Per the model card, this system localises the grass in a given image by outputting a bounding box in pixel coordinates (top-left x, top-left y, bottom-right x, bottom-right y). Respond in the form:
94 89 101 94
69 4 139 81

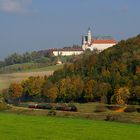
13 102 140 124
0 112 140 140
0 63 64 73
23 64 64 72
0 64 63 91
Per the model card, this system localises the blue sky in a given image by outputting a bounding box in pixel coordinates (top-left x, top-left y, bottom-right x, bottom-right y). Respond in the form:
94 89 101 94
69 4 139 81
0 0 140 59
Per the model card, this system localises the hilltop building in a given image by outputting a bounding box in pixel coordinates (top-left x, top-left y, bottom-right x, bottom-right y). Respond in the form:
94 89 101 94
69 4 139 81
82 28 117 51
51 28 117 56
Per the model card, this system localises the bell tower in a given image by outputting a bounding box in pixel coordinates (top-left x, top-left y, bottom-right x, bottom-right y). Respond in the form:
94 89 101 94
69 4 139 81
82 36 86 50
88 27 92 45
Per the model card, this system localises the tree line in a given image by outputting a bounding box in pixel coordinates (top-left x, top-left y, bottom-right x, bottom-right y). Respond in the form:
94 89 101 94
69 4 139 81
0 45 81 67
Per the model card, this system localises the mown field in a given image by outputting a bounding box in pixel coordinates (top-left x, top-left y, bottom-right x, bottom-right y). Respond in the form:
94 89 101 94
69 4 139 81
0 64 63 91
0 112 139 140
0 63 64 73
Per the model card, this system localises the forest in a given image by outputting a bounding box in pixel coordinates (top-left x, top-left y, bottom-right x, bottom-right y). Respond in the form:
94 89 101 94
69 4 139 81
3 35 140 105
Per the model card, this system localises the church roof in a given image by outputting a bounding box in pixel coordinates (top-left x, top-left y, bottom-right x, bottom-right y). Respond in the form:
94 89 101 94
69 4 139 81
92 39 117 44
91 35 117 44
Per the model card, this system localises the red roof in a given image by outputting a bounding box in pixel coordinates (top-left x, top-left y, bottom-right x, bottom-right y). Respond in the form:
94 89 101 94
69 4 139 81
92 39 117 44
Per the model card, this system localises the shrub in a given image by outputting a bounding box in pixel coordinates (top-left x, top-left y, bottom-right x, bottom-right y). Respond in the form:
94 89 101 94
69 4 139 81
67 103 77 112
44 104 53 109
105 114 119 121
0 103 10 110
137 108 140 113
48 109 56 116
55 103 78 112
124 106 137 113
94 104 107 112
106 105 121 111
55 103 66 111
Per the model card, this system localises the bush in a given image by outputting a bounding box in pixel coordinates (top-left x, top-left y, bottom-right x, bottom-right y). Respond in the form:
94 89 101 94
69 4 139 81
67 103 77 112
94 104 107 112
137 108 140 113
0 103 10 110
55 103 78 112
105 114 119 121
55 103 66 111
124 106 137 113
106 105 121 111
48 109 56 116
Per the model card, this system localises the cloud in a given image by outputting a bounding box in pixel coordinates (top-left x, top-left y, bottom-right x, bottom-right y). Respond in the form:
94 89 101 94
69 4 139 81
0 0 37 14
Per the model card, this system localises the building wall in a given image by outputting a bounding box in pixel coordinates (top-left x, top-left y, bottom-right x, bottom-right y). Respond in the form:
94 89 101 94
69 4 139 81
53 50 83 56
93 43 116 51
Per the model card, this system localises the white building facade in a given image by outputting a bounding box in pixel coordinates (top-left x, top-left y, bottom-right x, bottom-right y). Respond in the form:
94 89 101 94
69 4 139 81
52 48 83 56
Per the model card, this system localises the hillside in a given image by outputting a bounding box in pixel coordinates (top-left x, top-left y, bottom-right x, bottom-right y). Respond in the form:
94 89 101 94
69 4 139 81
0 63 63 73
48 35 140 104
0 65 63 92
3 35 140 105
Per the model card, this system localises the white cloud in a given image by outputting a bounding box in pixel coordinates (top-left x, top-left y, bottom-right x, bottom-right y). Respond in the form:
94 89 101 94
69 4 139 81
0 0 36 14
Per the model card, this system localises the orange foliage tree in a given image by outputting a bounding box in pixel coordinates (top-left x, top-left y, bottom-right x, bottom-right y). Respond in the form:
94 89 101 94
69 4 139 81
8 83 23 99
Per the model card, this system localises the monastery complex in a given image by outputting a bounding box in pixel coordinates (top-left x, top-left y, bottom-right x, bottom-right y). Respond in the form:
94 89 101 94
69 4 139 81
52 28 117 56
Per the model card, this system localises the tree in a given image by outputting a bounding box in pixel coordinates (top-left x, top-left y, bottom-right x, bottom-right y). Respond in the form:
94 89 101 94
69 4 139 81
7 83 23 104
57 78 68 101
134 86 140 100
97 82 112 103
8 83 23 99
111 87 130 105
84 79 96 102
42 81 58 102
46 86 58 102
22 76 45 99
70 75 84 101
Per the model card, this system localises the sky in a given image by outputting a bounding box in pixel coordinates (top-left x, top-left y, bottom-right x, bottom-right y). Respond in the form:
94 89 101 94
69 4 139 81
0 0 140 59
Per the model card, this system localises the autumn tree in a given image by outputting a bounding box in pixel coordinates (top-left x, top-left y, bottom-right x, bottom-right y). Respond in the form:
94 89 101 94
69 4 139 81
8 83 23 99
57 78 68 102
84 79 96 102
111 87 130 105
22 76 45 100
46 86 58 102
42 80 58 102
7 83 23 104
134 86 140 101
97 82 112 103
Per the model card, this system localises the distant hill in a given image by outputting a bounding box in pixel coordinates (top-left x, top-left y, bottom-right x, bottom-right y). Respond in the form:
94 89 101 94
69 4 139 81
0 45 81 68
0 45 80 73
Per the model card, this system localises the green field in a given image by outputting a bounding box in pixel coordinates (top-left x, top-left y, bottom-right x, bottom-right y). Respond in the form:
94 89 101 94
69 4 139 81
0 112 139 140
0 63 64 73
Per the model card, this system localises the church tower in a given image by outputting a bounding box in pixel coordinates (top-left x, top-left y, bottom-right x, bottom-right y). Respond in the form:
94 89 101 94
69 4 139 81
82 36 86 50
88 27 92 45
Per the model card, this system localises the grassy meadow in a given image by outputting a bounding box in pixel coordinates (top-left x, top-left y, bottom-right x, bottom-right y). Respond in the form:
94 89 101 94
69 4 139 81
0 64 63 91
0 112 139 140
